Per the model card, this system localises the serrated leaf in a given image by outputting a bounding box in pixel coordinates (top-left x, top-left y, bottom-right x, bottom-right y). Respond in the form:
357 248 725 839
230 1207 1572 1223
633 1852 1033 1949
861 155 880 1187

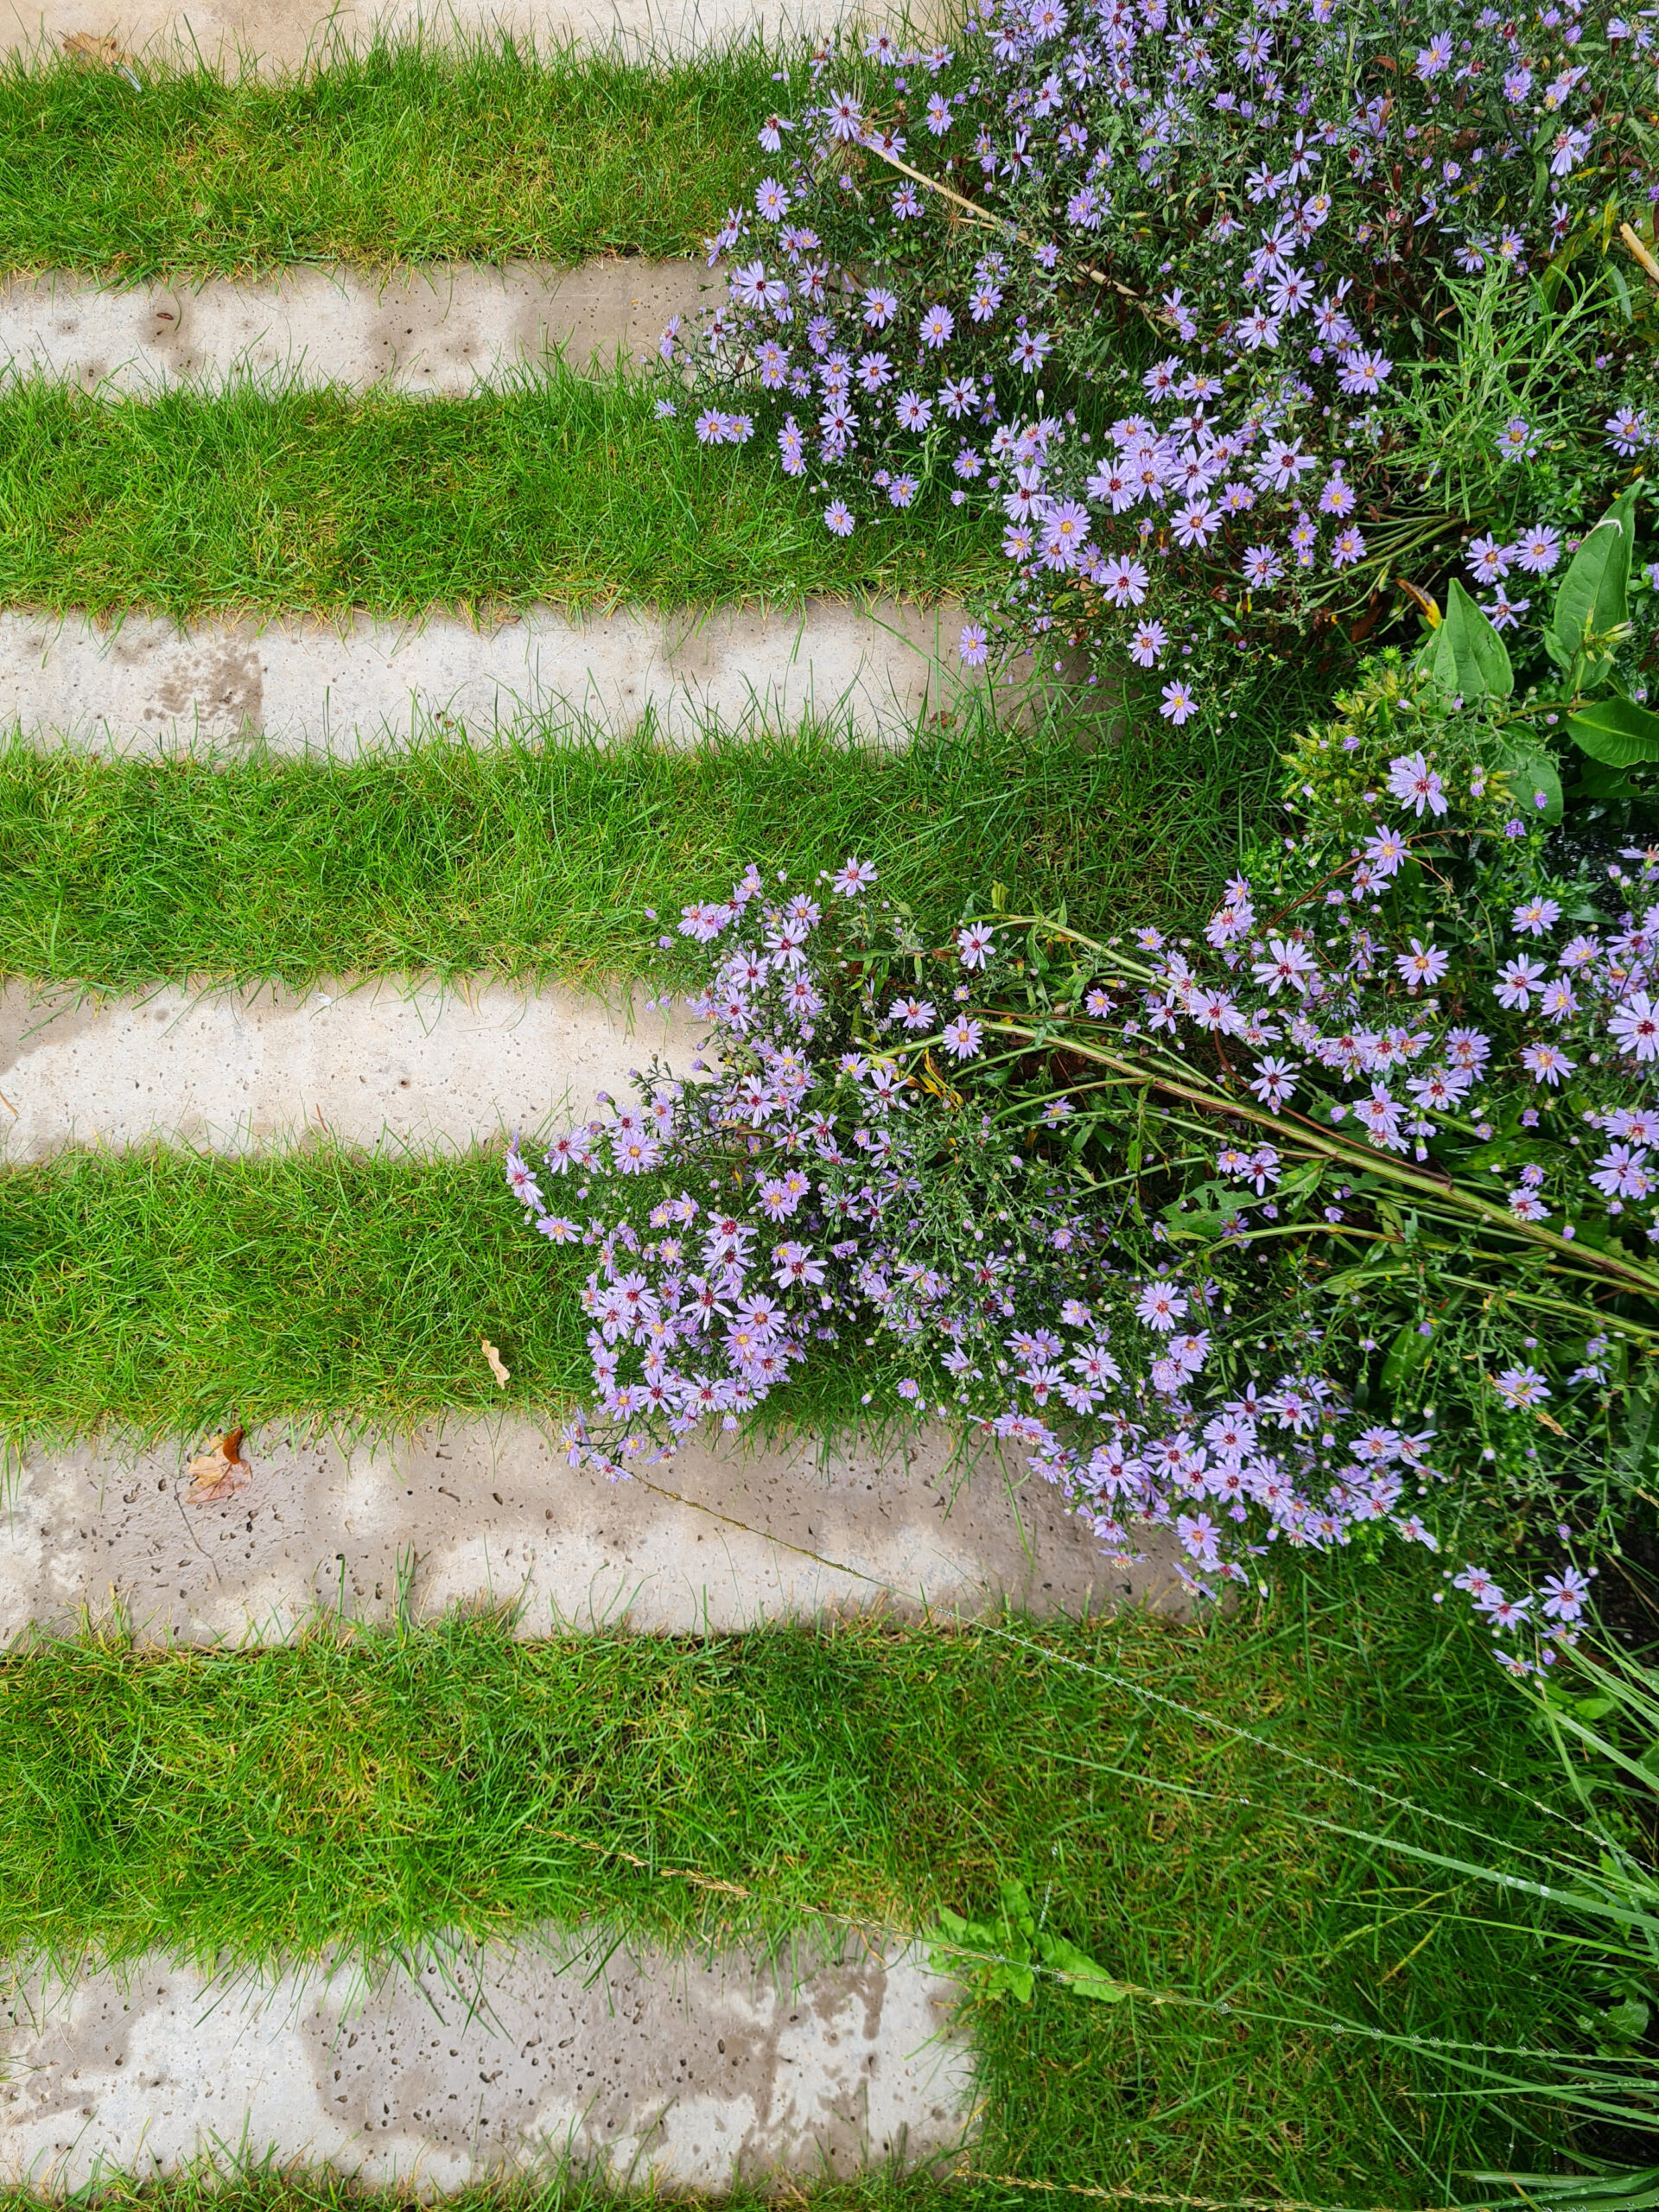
1567 694 1659 767
1554 484 1638 652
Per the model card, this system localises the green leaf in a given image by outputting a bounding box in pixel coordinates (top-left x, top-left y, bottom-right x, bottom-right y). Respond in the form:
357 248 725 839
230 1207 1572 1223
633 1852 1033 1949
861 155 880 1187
1381 1319 1433 1389
1567 694 1659 767
1541 625 1574 673
1484 735 1564 826
1554 484 1638 653
1037 1933 1130 2002
1416 577 1514 697
999 1878 1037 1936
984 1961 1036 2003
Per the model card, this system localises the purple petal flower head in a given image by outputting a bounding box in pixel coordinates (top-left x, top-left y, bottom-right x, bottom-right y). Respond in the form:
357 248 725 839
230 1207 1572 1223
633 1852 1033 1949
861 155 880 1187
830 857 878 896
1160 677 1198 724
1466 534 1513 583
1387 751 1447 817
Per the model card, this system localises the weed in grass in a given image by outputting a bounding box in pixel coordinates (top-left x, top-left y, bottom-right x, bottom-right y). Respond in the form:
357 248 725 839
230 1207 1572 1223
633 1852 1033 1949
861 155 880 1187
0 368 993 620
0 37 795 279
0 704 1297 992
0 1564 1570 2199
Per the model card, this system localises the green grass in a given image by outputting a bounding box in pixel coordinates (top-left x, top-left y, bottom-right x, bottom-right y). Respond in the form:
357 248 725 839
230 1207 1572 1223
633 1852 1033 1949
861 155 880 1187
0 2179 1022 2212
0 709 1281 991
0 1144 597 1444
0 1564 1570 2201
0 371 994 620
0 39 789 279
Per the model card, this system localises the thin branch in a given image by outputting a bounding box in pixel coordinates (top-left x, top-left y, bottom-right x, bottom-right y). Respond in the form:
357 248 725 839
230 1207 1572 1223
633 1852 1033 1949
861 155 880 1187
855 136 1154 314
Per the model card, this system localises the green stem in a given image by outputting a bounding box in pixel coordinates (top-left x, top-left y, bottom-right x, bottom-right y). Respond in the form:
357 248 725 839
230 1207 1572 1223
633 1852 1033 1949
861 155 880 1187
976 1016 1659 1306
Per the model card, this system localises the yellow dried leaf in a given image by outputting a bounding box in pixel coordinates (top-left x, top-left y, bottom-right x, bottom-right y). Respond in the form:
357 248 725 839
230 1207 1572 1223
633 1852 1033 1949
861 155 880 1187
481 1338 511 1387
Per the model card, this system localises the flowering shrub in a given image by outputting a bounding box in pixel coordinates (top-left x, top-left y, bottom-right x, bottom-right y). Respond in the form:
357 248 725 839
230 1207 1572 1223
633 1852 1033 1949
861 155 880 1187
508 683 1659 1645
663 0 1658 708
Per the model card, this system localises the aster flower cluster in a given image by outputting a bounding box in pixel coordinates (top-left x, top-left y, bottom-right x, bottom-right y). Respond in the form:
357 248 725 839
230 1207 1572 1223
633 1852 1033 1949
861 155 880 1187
664 0 1655 703
508 728 1659 1611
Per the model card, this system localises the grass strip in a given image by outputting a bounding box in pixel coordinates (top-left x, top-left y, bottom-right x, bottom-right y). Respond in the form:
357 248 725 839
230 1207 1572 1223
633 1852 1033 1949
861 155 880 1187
0 710 1286 991
0 1144 597 1444
0 2181 1029 2212
0 1573 1567 2199
0 371 992 620
0 40 791 280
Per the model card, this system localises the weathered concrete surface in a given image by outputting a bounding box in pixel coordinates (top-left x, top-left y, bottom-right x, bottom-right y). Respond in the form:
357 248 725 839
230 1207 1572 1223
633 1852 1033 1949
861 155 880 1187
3 0 863 74
0 1418 1179 1643
0 261 715 397
0 978 700 1160
0 599 972 752
0 1930 973 2192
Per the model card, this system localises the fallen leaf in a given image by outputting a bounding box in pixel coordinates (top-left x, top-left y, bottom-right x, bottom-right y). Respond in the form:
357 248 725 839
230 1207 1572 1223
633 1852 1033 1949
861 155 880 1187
187 1427 251 1502
481 1337 511 1388
61 31 143 85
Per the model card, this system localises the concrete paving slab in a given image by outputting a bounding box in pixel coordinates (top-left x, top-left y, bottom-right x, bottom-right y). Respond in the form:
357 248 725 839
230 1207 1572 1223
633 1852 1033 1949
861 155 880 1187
0 1929 973 2192
0 1417 1180 1643
0 599 971 753
0 261 716 398
3 0 862 74
0 978 701 1160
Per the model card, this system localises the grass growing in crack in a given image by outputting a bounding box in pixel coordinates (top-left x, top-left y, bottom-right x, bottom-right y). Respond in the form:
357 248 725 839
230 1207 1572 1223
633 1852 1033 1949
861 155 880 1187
0 37 794 279
0 1566 1570 2199
0 2178 1031 2212
0 704 1291 991
0 369 994 620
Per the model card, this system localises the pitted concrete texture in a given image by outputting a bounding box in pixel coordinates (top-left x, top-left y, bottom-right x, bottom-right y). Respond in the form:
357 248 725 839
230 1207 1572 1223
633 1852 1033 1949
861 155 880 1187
0 261 715 398
0 1930 973 2192
4 0 862 73
0 978 701 1160
0 1418 1182 1643
0 599 971 753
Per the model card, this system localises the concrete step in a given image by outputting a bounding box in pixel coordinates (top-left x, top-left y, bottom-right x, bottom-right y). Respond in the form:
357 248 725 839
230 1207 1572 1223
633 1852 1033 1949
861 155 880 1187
0 599 969 752
0 1416 1178 1642
0 260 712 398
0 1928 973 2191
0 978 696 1161
4 0 854 74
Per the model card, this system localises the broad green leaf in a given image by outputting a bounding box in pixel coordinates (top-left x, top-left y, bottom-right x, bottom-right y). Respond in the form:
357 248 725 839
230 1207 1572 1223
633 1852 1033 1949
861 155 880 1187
1567 694 1659 767
1038 1933 1130 2002
985 1961 1036 2004
1554 484 1638 652
1416 577 1514 697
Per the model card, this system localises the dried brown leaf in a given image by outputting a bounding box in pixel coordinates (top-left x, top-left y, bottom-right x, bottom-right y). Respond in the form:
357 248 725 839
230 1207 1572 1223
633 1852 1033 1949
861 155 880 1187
61 32 142 84
187 1427 250 1502
481 1338 511 1388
